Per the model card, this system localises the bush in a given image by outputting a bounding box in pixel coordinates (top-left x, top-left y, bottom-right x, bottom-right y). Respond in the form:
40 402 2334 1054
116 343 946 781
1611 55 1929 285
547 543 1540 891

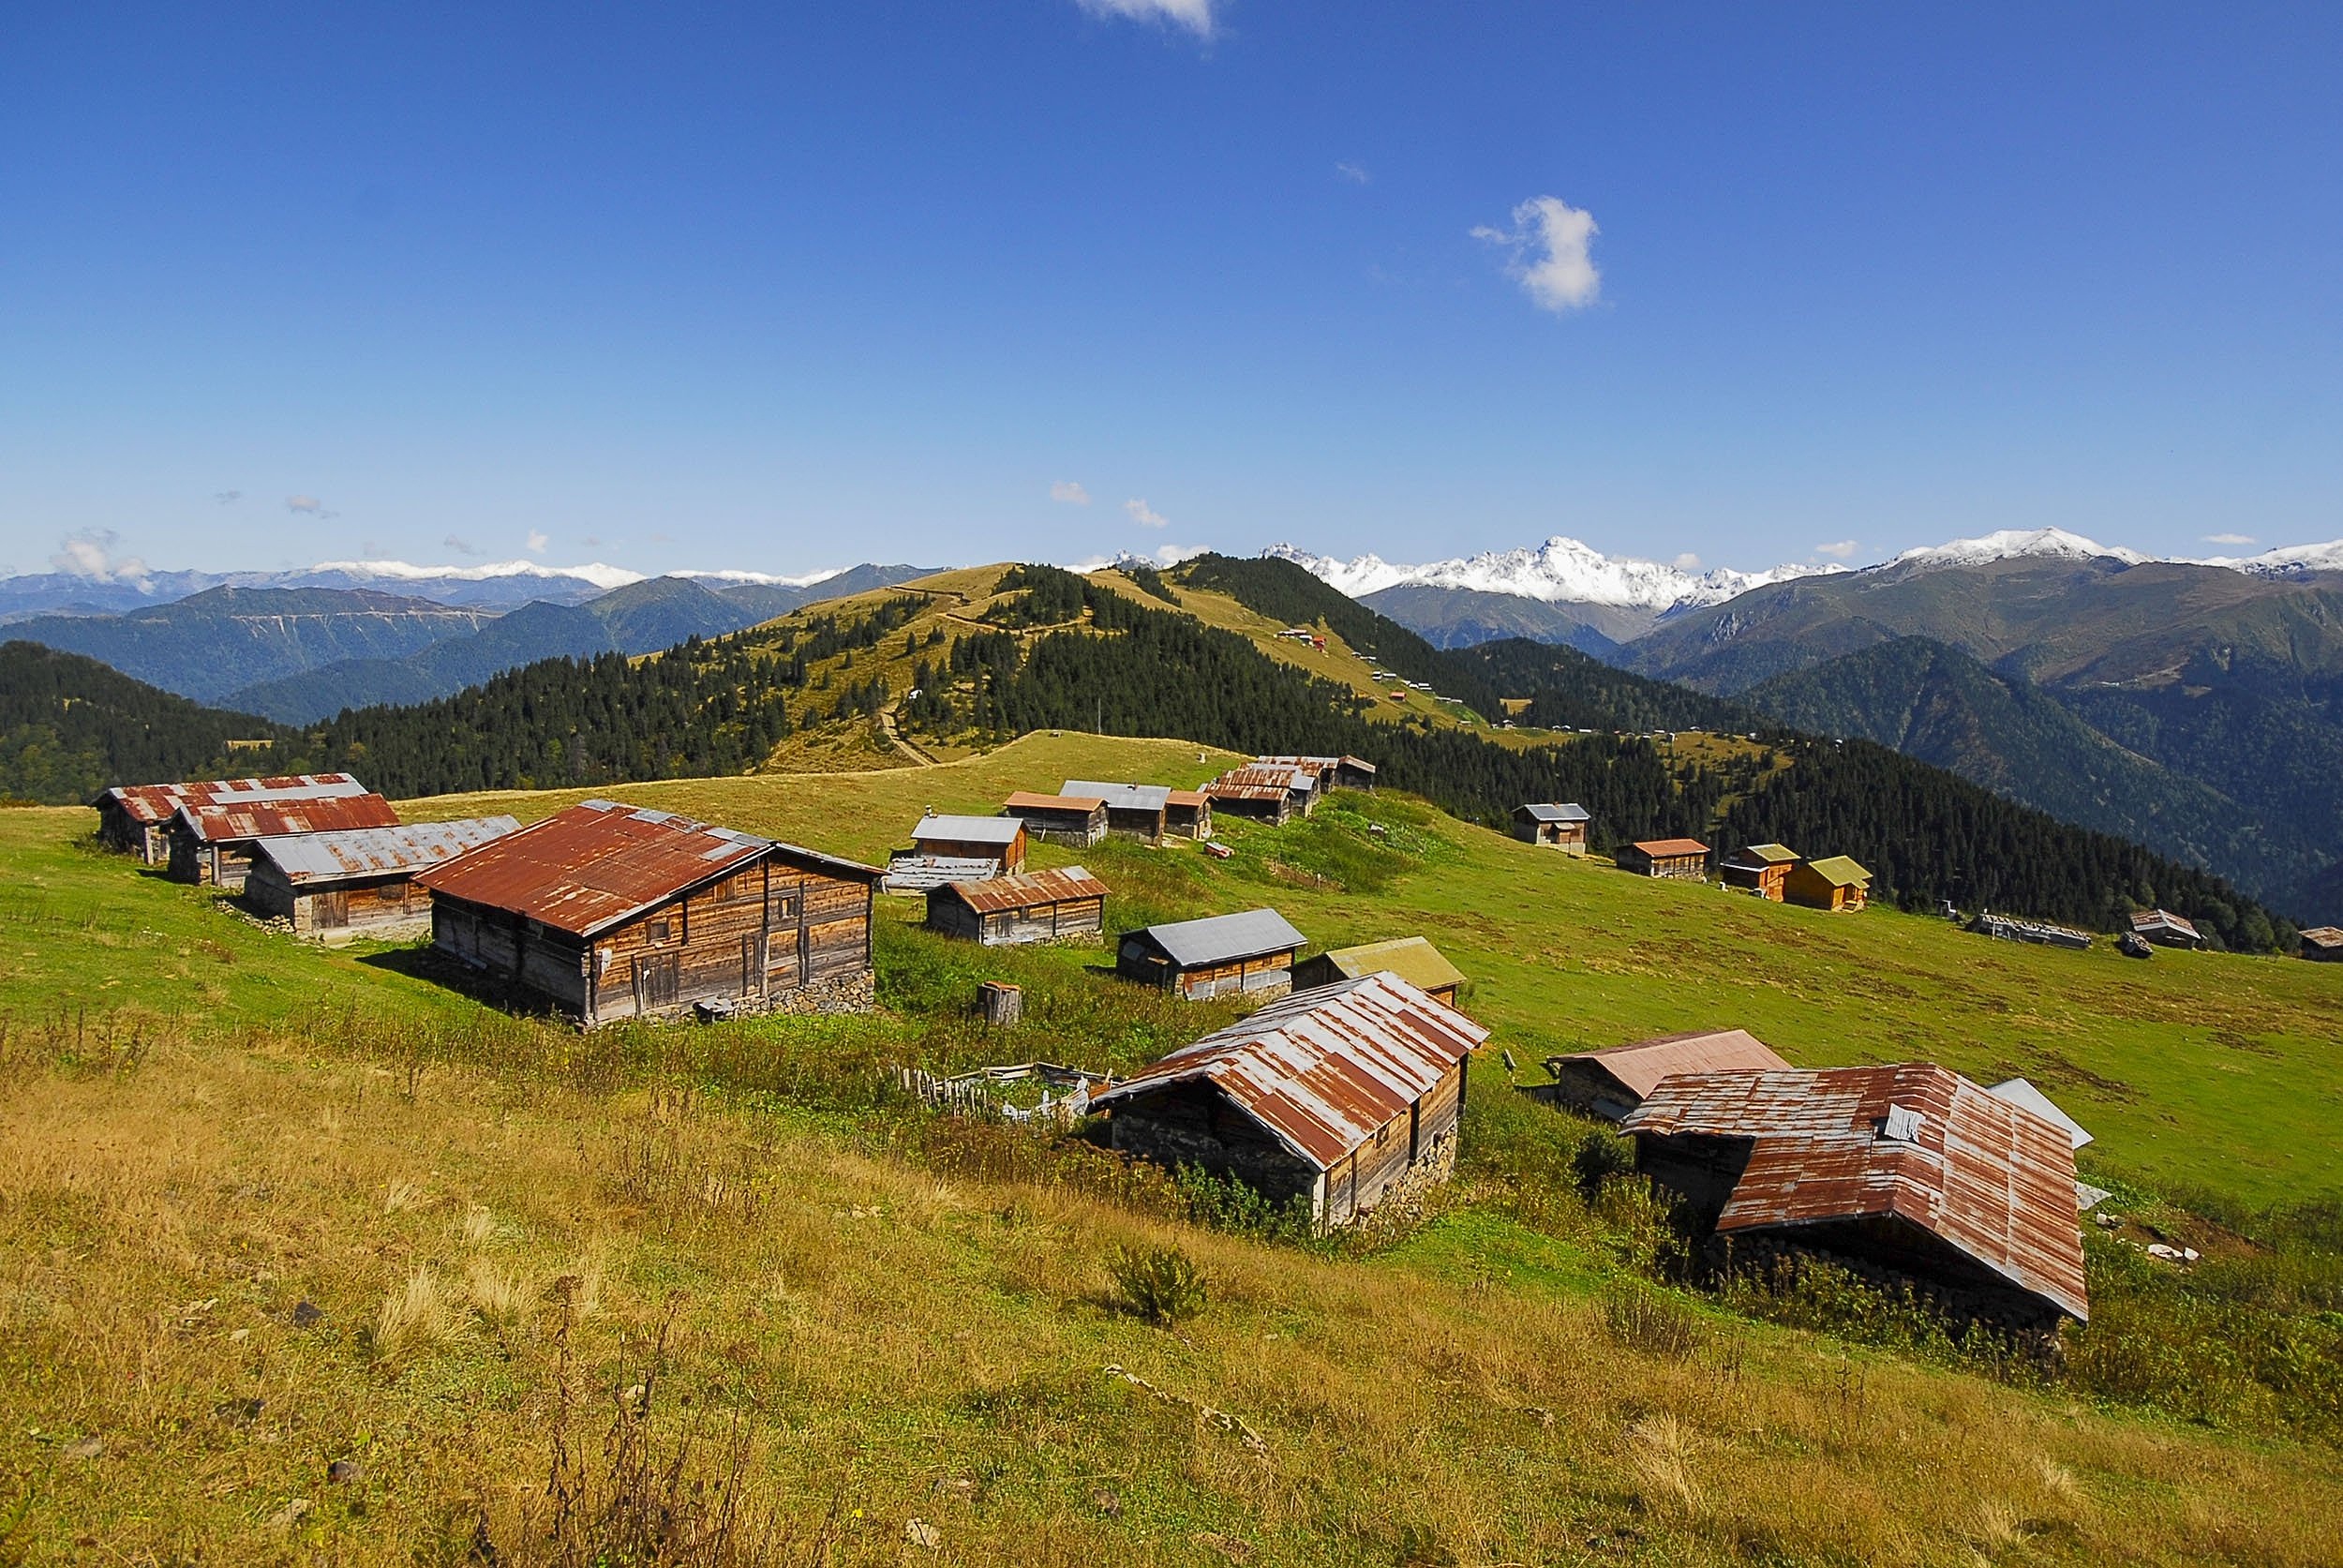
1600 1284 1703 1359
1107 1244 1209 1326
1172 1164 1318 1243
1572 1127 1635 1197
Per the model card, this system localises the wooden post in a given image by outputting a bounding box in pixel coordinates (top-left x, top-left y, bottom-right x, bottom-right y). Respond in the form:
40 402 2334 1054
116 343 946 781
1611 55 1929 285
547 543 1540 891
978 981 1022 1027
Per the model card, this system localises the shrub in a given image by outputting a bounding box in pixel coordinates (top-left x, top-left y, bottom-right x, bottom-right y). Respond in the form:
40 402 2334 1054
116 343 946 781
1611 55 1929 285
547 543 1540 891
1107 1243 1209 1326
1572 1127 1634 1197
1601 1283 1703 1360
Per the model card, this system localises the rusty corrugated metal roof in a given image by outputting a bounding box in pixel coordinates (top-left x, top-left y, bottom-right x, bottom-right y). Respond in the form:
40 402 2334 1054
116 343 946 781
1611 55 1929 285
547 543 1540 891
1630 838 1710 858
2301 925 2343 950
935 865 1110 915
247 816 522 885
1164 788 1209 809
1216 764 1315 793
173 793 401 844
1003 791 1105 813
1093 973 1489 1171
101 773 369 824
1621 1065 2087 1321
1554 1029 1791 1101
2132 907 2201 940
413 799 878 937
1204 779 1290 803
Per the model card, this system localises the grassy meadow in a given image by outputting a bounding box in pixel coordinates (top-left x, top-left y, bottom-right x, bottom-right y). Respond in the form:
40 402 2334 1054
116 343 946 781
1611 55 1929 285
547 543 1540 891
3 731 2341 1562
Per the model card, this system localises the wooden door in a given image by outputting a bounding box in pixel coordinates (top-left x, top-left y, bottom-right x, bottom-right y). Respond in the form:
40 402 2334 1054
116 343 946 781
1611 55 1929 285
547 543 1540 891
635 953 680 1011
314 890 351 930
742 932 768 996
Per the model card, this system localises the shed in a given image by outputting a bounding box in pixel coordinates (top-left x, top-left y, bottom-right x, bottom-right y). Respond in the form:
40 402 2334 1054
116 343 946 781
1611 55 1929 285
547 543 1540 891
925 865 1109 947
2300 925 2343 963
1292 936 1467 1008
1617 838 1709 880
166 793 402 890
1784 855 1872 911
1513 803 1589 853
1062 780 1171 841
1721 844 1799 901
1983 1079 2094 1152
1541 1028 1793 1122
1621 1064 2088 1326
2130 908 2203 948
1216 763 1317 817
907 814 1027 874
243 815 521 938
1115 907 1307 1001
1204 773 1293 826
1255 754 1378 792
1164 788 1214 840
414 799 882 1025
1000 791 1108 848
1093 973 1488 1228
95 773 370 864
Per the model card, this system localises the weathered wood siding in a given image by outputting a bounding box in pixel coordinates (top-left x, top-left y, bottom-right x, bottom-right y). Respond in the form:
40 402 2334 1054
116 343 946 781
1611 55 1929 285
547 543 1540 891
246 865 434 935
1621 848 1706 881
1209 793 1290 827
1115 945 1296 1001
1164 800 1213 840
1724 862 1790 901
1102 805 1167 841
1107 1080 1321 1211
167 831 260 889
1005 805 1107 847
927 894 1104 947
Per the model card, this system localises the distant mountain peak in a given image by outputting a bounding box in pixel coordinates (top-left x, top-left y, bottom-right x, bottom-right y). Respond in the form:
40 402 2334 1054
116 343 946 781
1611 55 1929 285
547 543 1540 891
1263 535 1836 612
1885 528 2149 573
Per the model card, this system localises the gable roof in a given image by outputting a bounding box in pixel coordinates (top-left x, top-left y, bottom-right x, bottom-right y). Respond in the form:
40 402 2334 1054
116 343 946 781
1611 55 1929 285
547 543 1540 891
933 865 1109 915
1622 1064 2087 1321
2301 925 2343 951
1724 844 1799 866
1003 790 1105 813
1516 802 1590 823
414 799 876 936
1219 763 1315 792
174 793 401 844
1552 1029 1792 1101
247 816 521 884
910 814 1026 846
1629 838 1709 858
1984 1078 2094 1151
1092 973 1489 1170
1800 855 1873 886
2131 907 2201 939
1125 907 1306 969
101 773 369 825
1316 936 1467 994
1165 788 1210 809
1064 780 1171 814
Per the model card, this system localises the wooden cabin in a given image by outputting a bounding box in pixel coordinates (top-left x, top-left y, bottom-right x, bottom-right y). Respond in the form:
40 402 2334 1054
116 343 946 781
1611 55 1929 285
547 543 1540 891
94 773 370 864
1513 802 1589 853
1204 773 1293 826
243 815 520 939
1164 789 1214 841
1093 973 1488 1229
166 793 402 890
1784 855 1871 911
1720 843 1799 900
414 799 882 1025
1254 754 1378 792
1216 763 1317 817
2300 926 2343 963
925 865 1108 947
1292 936 1466 1008
2130 908 2203 948
1115 907 1306 1001
1617 838 1709 880
907 814 1027 874
1062 780 1171 841
1622 1064 2089 1328
1000 791 1108 848
1541 1028 1792 1122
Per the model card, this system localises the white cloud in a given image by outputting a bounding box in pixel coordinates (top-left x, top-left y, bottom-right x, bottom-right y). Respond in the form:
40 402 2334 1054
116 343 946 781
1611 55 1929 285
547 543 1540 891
213 490 241 505
50 530 151 588
1074 0 1214 37
1671 552 1701 571
1051 480 1093 506
2201 532 2257 545
526 529 550 555
286 494 322 515
1065 543 1206 571
1335 161 1370 186
443 533 481 556
1126 498 1170 529
1814 540 1860 560
1472 194 1603 314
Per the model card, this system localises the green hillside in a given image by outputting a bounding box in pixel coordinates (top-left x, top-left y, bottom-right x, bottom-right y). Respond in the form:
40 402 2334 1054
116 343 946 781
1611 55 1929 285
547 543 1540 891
0 639 295 803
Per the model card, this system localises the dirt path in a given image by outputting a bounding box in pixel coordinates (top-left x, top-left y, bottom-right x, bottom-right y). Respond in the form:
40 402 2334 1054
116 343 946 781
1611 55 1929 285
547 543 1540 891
876 702 940 766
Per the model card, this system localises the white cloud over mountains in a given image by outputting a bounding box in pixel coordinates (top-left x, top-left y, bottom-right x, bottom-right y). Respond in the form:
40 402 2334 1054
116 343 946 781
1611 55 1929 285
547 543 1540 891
1473 195 1603 314
1815 540 1860 560
1126 498 1170 529
51 530 151 588
1074 0 1214 38
1050 480 1093 505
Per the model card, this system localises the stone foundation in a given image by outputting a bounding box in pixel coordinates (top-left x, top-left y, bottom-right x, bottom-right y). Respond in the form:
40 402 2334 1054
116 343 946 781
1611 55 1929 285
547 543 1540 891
757 971 877 1019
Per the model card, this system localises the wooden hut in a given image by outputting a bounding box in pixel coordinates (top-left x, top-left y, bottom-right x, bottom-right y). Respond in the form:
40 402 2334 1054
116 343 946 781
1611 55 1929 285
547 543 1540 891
94 773 370 864
243 815 520 939
1163 789 1214 841
414 799 882 1025
1000 791 1108 848
166 793 402 890
1254 754 1378 792
2300 926 2343 963
1218 763 1317 817
1115 907 1306 1001
1513 803 1589 853
925 866 1109 947
1062 780 1171 841
1292 936 1467 1008
1204 773 1293 826
1616 838 1709 880
907 814 1027 874
1542 1029 1792 1122
2130 908 2203 948
1720 844 1799 900
1092 972 1488 1229
1621 1065 2089 1327
1784 855 1871 910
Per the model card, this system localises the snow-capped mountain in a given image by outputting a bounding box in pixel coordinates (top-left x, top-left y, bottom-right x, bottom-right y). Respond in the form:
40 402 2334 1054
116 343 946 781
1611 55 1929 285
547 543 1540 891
1264 536 1838 614
1883 528 2149 572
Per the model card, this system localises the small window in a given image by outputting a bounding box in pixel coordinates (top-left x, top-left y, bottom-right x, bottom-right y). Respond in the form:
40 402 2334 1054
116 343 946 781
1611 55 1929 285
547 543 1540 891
644 919 672 946
769 893 798 926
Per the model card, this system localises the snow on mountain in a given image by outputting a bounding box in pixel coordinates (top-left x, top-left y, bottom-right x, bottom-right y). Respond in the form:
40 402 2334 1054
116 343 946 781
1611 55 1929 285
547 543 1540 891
305 558 650 592
1264 536 1840 612
1885 528 2148 572
2201 540 2343 578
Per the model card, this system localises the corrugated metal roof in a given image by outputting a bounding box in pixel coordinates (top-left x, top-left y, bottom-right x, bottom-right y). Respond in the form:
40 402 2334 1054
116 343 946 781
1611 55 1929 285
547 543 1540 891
935 865 1110 914
414 799 877 936
910 814 1026 846
1216 764 1315 793
1724 844 1800 866
1802 855 1872 886
884 856 1003 891
1554 1029 1792 1101
2302 925 2343 950
247 816 521 884
174 793 401 844
1984 1079 2094 1151
1630 838 1710 858
1622 1065 2088 1321
1204 780 1289 803
1093 973 1489 1171
1518 802 1590 823
1003 791 1105 813
1319 936 1466 993
1064 780 1172 813
1165 789 1210 808
1126 907 1306 969
2131 908 2201 939
101 773 369 824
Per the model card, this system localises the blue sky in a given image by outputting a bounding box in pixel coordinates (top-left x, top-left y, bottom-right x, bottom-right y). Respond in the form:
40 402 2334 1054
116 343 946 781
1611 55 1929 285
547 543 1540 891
3 1 2337 580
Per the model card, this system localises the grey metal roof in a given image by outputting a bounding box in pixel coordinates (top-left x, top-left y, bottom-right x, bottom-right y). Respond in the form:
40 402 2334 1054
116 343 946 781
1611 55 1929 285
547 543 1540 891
1518 802 1589 823
1985 1078 2095 1151
1127 907 1306 968
910 814 1026 845
1063 780 1172 813
248 816 522 885
884 855 1004 892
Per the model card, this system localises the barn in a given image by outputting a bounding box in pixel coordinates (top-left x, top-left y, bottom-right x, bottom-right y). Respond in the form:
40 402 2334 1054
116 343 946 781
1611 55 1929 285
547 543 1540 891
1541 1028 1793 1122
166 792 403 890
1720 844 1799 900
1218 763 1317 817
1092 972 1488 1228
2130 908 2203 948
1292 936 1467 1008
925 865 1109 946
1784 855 1872 911
1622 1064 2089 1327
243 815 521 939
1617 838 1709 880
1062 780 1171 841
1115 907 1307 1000
414 799 882 1025
1204 774 1292 826
1255 754 1378 792
1000 791 1109 848
907 814 1027 874
1513 803 1589 853
2300 926 2343 963
95 773 371 864
1164 789 1215 841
